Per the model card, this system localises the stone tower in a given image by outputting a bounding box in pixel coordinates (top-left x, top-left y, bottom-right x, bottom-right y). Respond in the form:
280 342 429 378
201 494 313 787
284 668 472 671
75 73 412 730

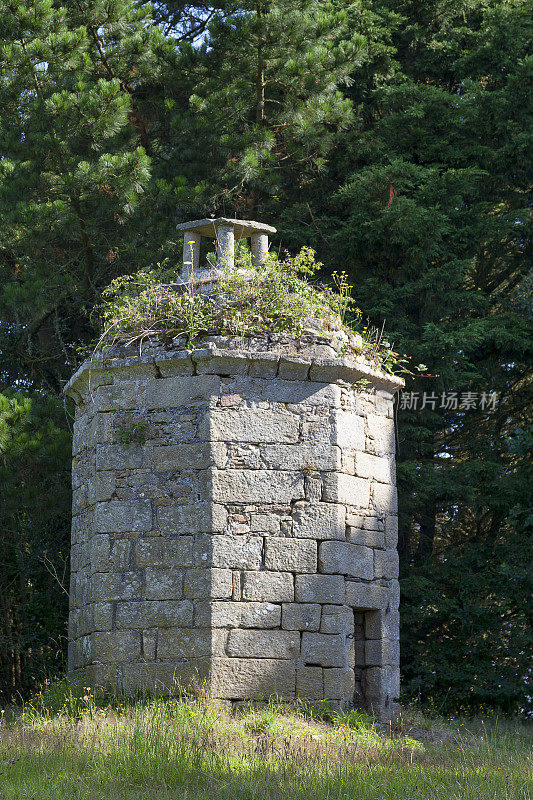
66 219 403 720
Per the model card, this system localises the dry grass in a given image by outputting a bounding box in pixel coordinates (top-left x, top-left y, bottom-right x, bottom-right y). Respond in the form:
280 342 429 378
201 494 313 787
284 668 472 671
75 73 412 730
0 686 530 799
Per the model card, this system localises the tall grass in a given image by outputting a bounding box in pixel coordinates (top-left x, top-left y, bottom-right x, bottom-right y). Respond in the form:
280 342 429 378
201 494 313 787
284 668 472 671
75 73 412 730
0 683 530 799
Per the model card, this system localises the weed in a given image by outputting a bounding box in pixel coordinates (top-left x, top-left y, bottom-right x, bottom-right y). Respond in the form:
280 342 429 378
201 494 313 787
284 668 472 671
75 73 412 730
115 420 149 446
95 247 407 374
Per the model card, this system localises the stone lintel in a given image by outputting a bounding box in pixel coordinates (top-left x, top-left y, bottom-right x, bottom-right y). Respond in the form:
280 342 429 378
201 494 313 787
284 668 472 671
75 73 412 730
176 218 277 238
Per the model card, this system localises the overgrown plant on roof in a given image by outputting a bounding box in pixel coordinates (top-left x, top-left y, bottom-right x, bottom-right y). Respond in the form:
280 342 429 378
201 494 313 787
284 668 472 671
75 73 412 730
95 246 405 374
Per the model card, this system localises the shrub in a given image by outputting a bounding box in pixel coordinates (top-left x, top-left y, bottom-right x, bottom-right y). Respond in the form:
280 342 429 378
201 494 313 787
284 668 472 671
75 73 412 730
96 246 403 373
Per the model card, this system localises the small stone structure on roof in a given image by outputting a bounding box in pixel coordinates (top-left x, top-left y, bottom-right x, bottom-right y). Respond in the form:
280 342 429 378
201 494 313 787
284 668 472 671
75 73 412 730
176 217 276 275
66 219 403 721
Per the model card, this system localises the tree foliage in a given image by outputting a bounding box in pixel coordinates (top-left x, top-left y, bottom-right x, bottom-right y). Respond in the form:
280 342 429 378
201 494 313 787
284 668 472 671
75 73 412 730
0 391 71 698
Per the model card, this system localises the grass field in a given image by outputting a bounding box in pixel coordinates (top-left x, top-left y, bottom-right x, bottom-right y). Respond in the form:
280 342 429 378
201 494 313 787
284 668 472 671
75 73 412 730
0 683 530 800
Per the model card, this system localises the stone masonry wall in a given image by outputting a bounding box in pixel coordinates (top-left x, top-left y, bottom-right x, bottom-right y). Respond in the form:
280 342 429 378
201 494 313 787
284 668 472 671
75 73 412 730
67 335 402 719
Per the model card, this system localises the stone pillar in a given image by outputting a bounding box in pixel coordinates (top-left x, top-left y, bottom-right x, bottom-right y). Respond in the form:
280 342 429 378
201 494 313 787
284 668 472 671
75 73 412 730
182 231 201 278
216 224 235 269
251 233 269 267
65 336 403 720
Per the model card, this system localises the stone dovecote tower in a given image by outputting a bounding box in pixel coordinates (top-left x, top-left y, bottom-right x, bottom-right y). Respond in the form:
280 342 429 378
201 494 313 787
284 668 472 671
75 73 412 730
66 219 404 720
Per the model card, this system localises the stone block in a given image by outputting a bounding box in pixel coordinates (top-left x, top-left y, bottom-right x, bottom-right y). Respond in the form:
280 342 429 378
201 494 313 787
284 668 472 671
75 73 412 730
154 355 195 378
142 630 157 660
195 352 249 376
72 486 88 516
319 541 373 580
212 469 304 504
95 500 152 533
278 357 311 381
373 549 399 579
307 360 353 382
135 537 194 568
301 633 347 668
152 443 212 471
304 475 322 501
248 353 280 378
222 443 260 469
345 581 389 610
296 666 323 698
145 567 183 600
376 579 400 612
158 629 214 659
91 413 115 445
242 571 294 602
211 535 263 570
211 658 296 699
384 516 398 549
209 409 299 443
371 483 398 515
89 472 116 504
365 610 400 641
353 453 393 484
195 601 281 629
295 574 344 604
320 605 354 635
264 539 317 573
332 411 365 452
146 375 219 410
89 536 131 572
121 659 210 694
364 666 400 702
96 443 144 471
91 631 140 663
282 603 321 631
257 378 341 408
92 602 113 631
346 528 385 549
362 516 384 531
345 513 364 528
157 503 227 534
91 571 142 602
183 568 233 599
322 474 370 507
365 639 400 667
226 629 300 659
323 667 355 700
94 382 146 412
366 415 395 454
292 502 345 540
260 443 340 471
250 513 281 533
115 599 193 629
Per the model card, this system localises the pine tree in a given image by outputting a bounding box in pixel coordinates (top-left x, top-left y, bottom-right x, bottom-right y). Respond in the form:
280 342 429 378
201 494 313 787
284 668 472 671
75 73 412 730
0 0 163 389
0 390 71 698
319 0 532 712
162 1 374 218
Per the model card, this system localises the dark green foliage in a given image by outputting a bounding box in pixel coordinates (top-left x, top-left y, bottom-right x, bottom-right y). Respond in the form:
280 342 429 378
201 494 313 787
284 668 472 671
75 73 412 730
0 391 72 699
325 0 532 714
0 0 162 390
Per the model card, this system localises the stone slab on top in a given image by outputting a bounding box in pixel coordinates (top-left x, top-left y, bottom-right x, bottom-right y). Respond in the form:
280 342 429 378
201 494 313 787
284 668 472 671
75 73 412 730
176 218 277 238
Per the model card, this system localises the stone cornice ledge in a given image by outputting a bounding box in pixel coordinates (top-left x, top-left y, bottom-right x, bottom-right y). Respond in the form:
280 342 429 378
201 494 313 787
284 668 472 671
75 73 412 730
65 344 404 402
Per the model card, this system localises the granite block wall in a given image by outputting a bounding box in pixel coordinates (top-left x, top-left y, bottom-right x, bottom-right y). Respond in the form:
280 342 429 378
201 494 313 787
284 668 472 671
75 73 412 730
66 335 403 719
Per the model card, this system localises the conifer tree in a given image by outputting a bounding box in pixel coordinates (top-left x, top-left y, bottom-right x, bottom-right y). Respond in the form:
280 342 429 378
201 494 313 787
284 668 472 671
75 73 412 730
321 0 532 713
0 0 163 389
163 1 372 217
